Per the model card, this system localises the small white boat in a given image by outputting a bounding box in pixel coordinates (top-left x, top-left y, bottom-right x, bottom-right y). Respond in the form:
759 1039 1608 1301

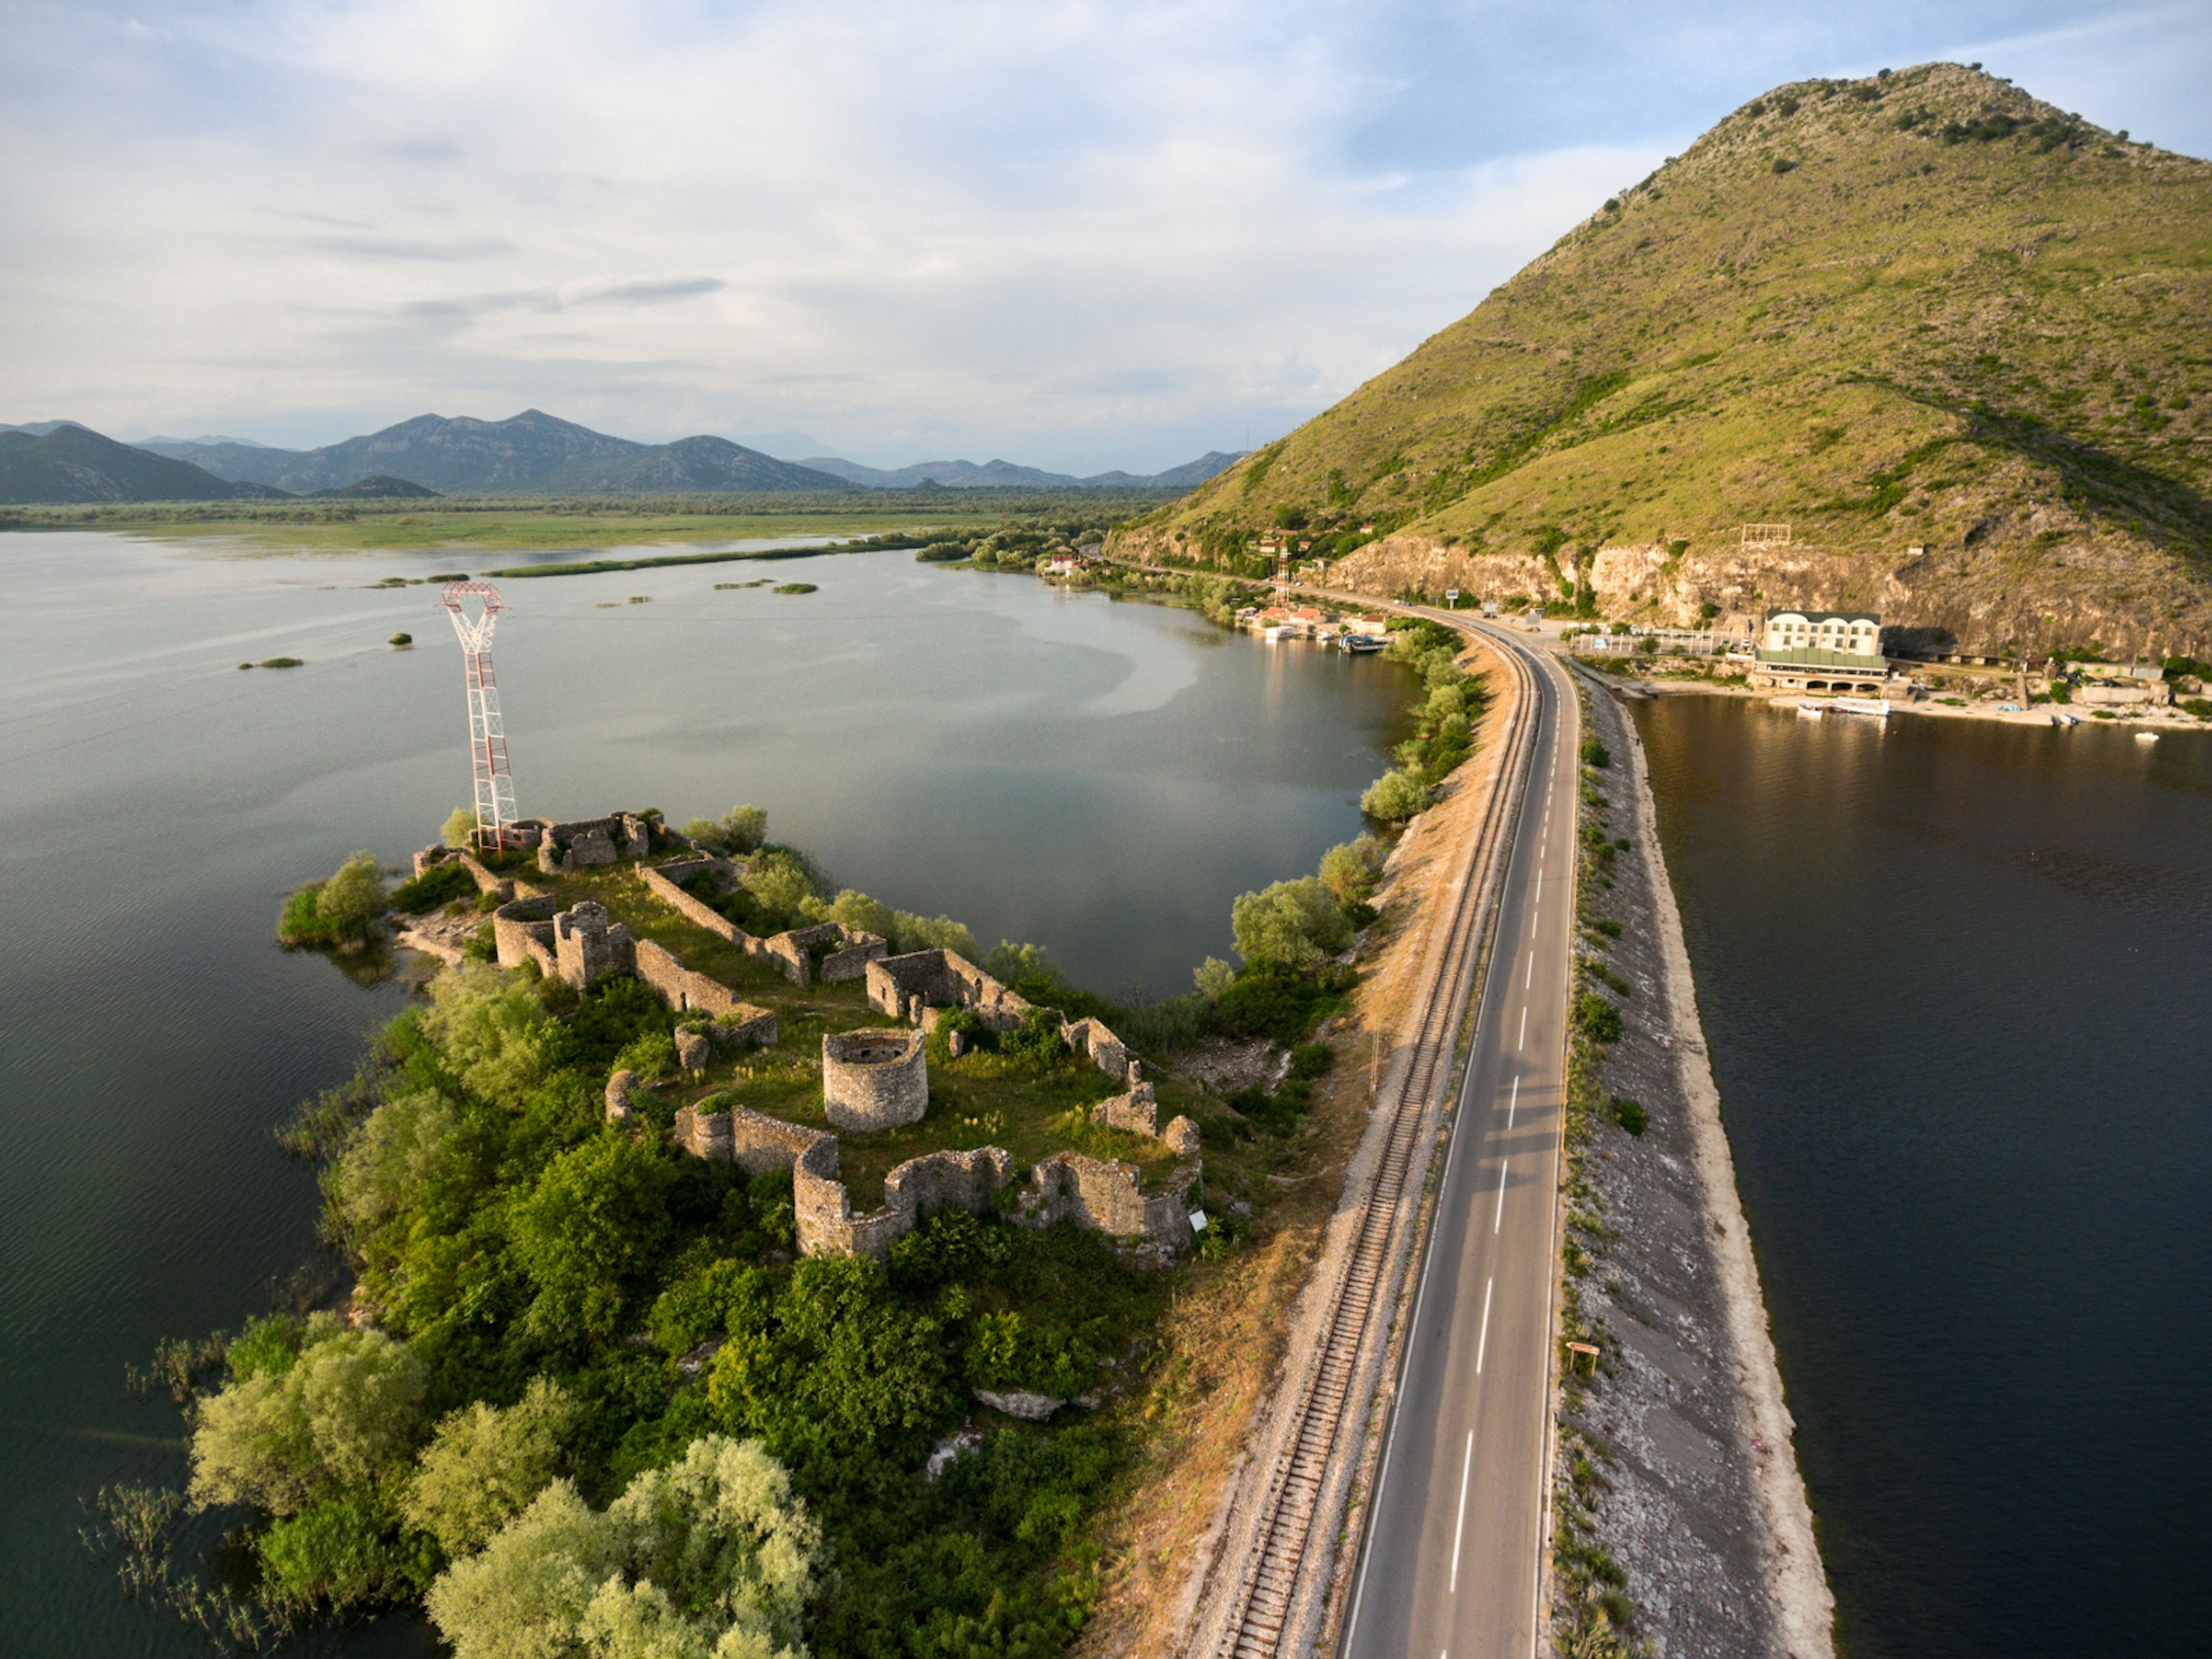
2051 712 2080 727
1796 702 1825 720
1342 634 1384 653
1262 626 1282 644
2135 730 2159 744
1830 696 1892 719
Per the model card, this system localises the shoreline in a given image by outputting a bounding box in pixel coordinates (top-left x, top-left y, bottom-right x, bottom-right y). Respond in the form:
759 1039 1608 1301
1622 687 1835 1654
1555 668 1835 1657
1589 668 2206 734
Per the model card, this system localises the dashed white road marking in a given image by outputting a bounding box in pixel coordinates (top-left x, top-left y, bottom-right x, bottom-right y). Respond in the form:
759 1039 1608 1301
1475 1278 1495 1373
1450 1429 1475 1593
1494 1158 1508 1233
1518 1006 1527 1047
1508 1074 1520 1128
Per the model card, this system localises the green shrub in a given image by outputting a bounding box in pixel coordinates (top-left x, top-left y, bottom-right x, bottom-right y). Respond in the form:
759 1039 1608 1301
440 808 478 849
1230 877 1350 972
1289 1041 1335 1080
1608 1097 1648 1136
649 1262 771 1358
257 1495 431 1617
1574 993 1623 1044
1362 767 1433 823
389 860 475 914
1580 738 1611 769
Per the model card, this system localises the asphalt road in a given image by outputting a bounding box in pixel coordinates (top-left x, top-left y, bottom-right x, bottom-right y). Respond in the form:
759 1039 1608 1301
1342 625 1579 1659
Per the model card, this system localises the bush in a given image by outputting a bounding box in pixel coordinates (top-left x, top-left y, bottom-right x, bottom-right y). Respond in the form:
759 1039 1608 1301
1211 964 1341 1046
440 808 478 849
649 1261 772 1357
1574 993 1623 1044
1318 835 1387 903
1608 1097 1648 1136
403 1377 578 1555
1362 768 1433 823
1230 877 1350 972
188 1321 429 1516
1580 738 1611 769
389 859 474 914
278 852 387 948
258 1495 431 1617
508 1134 677 1342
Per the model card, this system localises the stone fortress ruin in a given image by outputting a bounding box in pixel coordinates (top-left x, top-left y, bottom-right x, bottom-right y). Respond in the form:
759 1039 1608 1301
413 812 1205 1265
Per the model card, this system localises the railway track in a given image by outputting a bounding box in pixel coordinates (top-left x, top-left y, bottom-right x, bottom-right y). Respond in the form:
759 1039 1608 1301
1209 617 1544 1659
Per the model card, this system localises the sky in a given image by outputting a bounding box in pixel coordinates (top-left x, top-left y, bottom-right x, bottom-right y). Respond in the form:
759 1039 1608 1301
1 1 2206 474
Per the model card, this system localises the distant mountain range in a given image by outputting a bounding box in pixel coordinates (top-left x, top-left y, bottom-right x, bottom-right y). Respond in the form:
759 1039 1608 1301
0 408 1245 503
0 424 288 504
796 452 1245 491
139 410 850 495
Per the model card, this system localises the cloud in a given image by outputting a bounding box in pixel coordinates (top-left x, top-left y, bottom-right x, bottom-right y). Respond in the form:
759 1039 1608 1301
0 0 2203 469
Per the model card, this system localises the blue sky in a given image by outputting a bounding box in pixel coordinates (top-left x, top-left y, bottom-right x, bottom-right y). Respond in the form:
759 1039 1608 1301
2 1 2205 472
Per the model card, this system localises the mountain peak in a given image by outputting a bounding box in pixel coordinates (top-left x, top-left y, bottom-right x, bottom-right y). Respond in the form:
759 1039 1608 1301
1123 63 2210 658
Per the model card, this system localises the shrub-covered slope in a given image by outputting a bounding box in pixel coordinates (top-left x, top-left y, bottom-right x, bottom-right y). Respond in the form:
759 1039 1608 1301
1119 64 2212 656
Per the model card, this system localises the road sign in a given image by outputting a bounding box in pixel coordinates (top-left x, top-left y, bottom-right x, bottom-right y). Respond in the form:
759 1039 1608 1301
1445 589 1459 609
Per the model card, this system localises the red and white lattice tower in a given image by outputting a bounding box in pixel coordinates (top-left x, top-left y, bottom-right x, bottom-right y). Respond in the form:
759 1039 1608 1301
438 581 521 849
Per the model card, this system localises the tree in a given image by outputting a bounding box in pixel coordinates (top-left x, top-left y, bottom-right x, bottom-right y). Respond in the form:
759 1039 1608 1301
189 1322 428 1516
1317 836 1387 904
720 805 768 855
1192 957 1237 1001
424 1438 819 1659
319 852 389 938
708 1256 955 1472
419 964 550 1110
331 1089 460 1246
508 1134 675 1340
1230 878 1350 974
1361 768 1432 823
444 808 480 849
404 1377 579 1555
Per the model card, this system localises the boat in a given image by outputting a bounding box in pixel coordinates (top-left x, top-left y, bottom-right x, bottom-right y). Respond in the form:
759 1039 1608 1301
2051 712 2080 727
1262 626 1282 644
1342 634 1384 653
1830 696 1892 719
2135 730 2159 744
1796 702 1825 720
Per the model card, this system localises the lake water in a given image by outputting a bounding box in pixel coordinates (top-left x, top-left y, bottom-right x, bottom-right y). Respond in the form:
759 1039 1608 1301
1635 696 2212 1658
0 533 1414 1656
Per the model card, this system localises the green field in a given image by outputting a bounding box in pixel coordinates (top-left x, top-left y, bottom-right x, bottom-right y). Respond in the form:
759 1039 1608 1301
0 489 1181 552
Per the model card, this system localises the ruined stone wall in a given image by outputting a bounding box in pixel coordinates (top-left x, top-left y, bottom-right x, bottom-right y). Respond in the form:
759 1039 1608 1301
796 1142 1013 1263
821 1028 929 1130
536 812 652 874
606 1070 637 1124
1062 1016 1132 1083
866 949 1035 1031
553 901 635 987
636 867 884 987
675 1099 834 1176
632 938 775 1038
639 863 755 948
1089 1081 1203 1159
493 895 558 973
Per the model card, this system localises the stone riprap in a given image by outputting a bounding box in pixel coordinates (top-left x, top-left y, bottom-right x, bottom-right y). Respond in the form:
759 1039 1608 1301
821 1027 929 1130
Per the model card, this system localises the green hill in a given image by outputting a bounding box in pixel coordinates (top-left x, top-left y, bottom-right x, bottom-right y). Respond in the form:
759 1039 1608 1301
0 423 288 505
1118 64 2212 658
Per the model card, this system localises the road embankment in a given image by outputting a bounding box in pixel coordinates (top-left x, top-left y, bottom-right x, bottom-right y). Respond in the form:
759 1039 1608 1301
1560 670 1834 1658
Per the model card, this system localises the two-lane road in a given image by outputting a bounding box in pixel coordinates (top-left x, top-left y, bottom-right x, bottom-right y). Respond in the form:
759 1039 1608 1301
1343 626 1580 1659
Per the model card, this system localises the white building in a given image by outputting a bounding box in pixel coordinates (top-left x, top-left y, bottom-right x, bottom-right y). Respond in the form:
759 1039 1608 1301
1751 609 1891 694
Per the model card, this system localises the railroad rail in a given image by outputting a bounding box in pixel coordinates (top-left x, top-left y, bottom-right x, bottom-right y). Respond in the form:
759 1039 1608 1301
1208 615 1544 1658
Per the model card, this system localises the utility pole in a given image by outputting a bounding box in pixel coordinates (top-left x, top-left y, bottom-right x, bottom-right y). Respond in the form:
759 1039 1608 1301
438 581 521 849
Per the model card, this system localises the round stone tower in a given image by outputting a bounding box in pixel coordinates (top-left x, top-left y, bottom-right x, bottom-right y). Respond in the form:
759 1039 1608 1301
821 1027 929 1130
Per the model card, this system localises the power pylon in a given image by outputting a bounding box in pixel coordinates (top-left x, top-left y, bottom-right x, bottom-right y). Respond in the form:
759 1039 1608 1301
438 581 520 849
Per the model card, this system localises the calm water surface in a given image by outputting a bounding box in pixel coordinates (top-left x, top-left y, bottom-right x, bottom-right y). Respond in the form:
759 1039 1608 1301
0 533 1413 1656
1635 696 2212 1659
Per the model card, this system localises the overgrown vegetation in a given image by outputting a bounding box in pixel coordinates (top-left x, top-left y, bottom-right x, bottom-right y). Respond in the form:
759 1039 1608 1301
277 853 388 950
